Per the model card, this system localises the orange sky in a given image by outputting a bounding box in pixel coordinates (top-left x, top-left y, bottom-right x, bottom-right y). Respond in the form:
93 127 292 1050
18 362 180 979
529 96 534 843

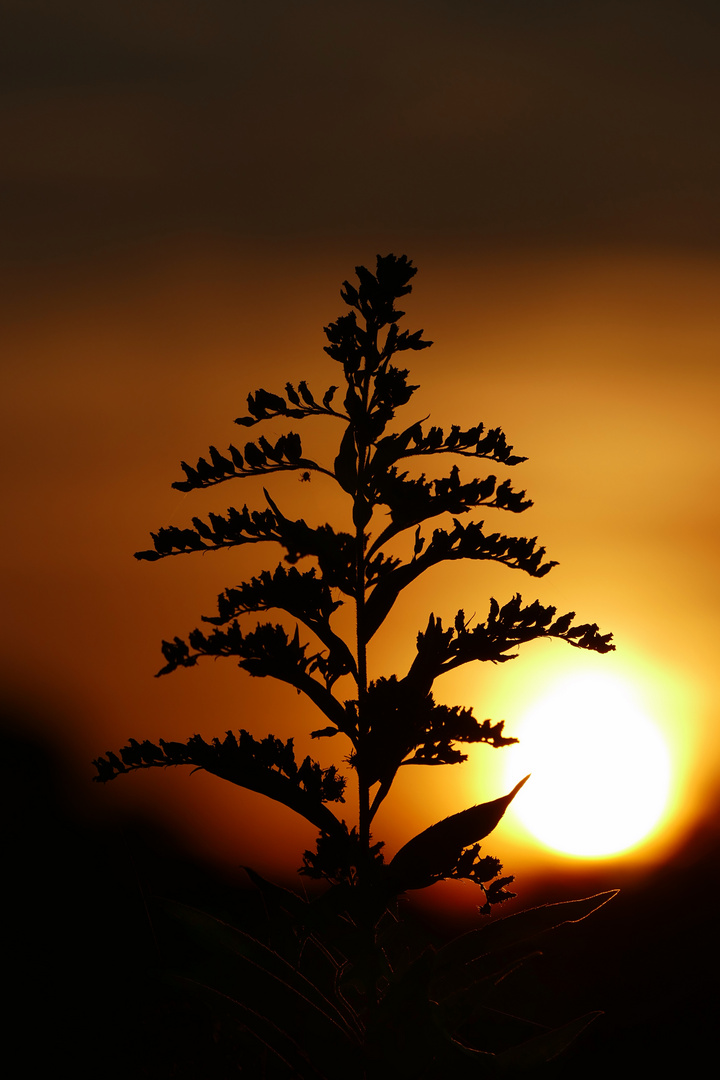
3 241 719 905
2 3 720 912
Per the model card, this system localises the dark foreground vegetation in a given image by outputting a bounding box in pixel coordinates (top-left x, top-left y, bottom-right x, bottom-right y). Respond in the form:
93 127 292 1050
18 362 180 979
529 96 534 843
2 715 715 1077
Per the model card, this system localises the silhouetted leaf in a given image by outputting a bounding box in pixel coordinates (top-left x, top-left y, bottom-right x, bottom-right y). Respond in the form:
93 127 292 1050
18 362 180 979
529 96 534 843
333 424 358 495
298 380 315 406
228 444 244 468
168 973 335 1079
496 1011 603 1071
434 951 543 1040
161 900 363 1076
388 776 529 890
432 891 619 975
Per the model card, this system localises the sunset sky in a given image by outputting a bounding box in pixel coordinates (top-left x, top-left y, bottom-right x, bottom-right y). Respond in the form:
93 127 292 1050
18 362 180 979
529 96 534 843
3 1 720 912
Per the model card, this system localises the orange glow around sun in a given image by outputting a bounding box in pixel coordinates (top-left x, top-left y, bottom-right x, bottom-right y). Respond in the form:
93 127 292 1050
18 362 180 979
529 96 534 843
2 247 717 883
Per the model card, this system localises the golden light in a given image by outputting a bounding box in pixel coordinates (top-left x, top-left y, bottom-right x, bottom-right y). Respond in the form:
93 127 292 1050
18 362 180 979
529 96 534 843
503 672 672 858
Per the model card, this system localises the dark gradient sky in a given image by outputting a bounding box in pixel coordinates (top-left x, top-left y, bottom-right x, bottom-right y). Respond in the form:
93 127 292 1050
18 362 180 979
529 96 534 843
3 0 720 264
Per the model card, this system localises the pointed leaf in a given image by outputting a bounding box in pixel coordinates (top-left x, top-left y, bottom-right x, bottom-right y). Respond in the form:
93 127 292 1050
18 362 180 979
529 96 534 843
436 952 543 1034
496 1011 603 1072
432 890 619 974
388 776 529 890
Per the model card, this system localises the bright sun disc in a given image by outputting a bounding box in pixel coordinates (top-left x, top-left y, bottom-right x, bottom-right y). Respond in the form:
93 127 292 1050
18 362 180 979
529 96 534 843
506 673 672 857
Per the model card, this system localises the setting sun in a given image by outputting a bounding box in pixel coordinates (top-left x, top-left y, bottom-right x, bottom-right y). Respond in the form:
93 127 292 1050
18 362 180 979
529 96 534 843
504 673 672 858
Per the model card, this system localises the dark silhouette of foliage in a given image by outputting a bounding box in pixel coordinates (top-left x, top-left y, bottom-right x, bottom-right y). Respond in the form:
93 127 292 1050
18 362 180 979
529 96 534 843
94 255 616 1076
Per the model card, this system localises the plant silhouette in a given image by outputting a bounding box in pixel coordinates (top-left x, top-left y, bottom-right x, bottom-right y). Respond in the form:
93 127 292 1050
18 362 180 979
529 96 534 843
94 255 617 1077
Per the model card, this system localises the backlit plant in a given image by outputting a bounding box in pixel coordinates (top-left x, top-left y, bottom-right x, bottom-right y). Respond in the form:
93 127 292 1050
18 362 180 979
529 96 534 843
94 255 616 1077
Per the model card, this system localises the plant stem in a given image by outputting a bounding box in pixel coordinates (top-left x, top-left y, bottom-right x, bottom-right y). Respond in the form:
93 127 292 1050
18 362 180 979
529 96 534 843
355 351 374 885
356 517 370 874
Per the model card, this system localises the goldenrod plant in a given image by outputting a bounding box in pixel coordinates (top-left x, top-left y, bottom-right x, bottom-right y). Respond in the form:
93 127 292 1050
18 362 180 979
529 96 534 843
94 255 616 1077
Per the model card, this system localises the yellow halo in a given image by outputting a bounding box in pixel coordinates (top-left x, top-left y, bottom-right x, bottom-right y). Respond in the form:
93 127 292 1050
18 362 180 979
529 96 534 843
504 672 672 857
